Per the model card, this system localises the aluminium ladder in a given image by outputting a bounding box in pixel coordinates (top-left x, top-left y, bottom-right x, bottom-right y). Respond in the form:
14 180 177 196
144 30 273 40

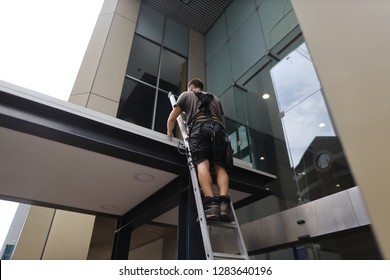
168 92 249 260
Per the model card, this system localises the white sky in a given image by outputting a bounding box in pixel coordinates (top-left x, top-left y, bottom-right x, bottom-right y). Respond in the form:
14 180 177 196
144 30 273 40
0 0 104 252
270 44 335 167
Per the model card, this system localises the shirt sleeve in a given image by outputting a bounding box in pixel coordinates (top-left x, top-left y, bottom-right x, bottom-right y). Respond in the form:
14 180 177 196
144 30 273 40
175 92 188 112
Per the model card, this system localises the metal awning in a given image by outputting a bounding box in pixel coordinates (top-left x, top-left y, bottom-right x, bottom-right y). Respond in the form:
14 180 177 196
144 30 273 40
0 81 275 222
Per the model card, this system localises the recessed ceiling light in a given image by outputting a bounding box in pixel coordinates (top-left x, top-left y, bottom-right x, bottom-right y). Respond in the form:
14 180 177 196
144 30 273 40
135 173 155 182
319 122 326 128
260 156 265 160
262 93 270 99
101 204 117 211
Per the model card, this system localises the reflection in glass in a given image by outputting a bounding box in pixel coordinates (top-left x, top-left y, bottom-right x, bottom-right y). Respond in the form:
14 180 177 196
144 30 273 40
135 3 164 44
159 48 187 94
117 79 155 129
119 6 188 133
251 226 381 260
281 91 335 167
271 43 321 113
225 117 277 175
125 35 160 85
271 43 356 203
154 89 174 134
163 17 189 57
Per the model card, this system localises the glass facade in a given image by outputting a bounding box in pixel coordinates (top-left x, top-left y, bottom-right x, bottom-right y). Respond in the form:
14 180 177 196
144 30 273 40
119 0 358 212
203 0 356 216
117 3 189 134
115 0 379 259
270 43 356 203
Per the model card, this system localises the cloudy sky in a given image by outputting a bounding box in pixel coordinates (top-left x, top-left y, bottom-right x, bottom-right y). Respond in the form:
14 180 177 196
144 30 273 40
0 0 103 253
270 43 336 167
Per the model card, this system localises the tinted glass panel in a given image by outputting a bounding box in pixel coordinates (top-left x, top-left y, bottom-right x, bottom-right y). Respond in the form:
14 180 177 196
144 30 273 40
270 43 357 203
136 3 164 44
159 48 187 94
154 89 173 134
271 43 321 113
251 226 382 260
126 36 159 86
117 79 155 129
163 18 189 57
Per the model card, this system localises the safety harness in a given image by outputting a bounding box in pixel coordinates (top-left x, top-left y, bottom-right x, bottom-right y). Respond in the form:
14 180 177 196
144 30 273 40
188 91 233 170
189 91 222 128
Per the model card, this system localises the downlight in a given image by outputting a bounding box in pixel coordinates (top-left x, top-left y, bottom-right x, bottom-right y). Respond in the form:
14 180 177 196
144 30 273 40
134 173 155 182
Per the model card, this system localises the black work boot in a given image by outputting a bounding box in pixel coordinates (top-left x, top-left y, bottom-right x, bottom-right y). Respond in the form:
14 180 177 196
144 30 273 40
219 195 232 222
203 196 219 221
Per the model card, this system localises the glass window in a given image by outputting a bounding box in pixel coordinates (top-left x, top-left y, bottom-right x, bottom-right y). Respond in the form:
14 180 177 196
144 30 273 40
271 43 321 113
219 88 235 120
205 15 227 63
136 3 164 44
280 91 335 167
225 0 256 37
270 43 356 203
163 18 189 57
120 5 188 133
229 12 267 80
117 79 155 129
154 89 173 134
258 0 298 49
206 44 233 95
159 48 187 94
126 36 160 86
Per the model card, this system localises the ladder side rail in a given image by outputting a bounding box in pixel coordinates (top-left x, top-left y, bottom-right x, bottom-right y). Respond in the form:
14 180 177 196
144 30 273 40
230 202 249 259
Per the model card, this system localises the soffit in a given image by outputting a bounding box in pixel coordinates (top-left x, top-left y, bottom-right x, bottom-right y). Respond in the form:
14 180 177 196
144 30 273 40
0 125 177 217
142 0 233 35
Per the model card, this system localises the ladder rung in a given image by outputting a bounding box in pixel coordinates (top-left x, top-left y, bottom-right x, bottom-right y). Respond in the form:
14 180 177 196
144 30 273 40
207 220 238 229
213 252 248 260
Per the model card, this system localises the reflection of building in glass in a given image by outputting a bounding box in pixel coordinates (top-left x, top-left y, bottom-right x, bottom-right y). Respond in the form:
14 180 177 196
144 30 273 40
295 136 356 203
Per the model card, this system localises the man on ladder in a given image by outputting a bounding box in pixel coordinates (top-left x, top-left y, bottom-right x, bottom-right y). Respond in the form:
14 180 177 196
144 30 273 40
167 78 232 222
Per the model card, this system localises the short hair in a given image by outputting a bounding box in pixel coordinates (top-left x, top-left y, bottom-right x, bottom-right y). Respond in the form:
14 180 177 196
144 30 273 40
188 78 204 90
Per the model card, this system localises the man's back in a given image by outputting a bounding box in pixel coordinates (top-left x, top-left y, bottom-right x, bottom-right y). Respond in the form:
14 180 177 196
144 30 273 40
176 90 224 126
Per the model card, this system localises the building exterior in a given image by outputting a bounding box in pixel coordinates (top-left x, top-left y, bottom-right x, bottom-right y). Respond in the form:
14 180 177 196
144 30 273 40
0 0 388 259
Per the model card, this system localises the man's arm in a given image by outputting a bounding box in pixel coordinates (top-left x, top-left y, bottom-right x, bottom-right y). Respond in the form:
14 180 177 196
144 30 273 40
167 105 183 138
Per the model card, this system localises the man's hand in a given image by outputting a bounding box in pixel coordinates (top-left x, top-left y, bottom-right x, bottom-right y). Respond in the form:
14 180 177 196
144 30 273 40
167 105 182 141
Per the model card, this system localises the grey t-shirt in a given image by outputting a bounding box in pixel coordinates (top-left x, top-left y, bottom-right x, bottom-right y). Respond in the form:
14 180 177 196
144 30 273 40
175 90 224 125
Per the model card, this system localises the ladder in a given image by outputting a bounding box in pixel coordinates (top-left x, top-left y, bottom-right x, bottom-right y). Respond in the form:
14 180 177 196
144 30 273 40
168 92 249 260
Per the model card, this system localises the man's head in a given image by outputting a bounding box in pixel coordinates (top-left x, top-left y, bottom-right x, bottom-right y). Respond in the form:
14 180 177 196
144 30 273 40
188 78 204 91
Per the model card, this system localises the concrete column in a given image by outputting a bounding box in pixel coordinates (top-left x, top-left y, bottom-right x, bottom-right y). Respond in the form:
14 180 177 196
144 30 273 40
292 0 390 259
11 206 55 260
11 207 95 260
41 210 95 260
188 29 206 85
70 0 141 117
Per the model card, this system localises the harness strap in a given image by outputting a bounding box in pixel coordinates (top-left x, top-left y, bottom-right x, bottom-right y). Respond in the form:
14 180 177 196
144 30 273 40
188 116 223 133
